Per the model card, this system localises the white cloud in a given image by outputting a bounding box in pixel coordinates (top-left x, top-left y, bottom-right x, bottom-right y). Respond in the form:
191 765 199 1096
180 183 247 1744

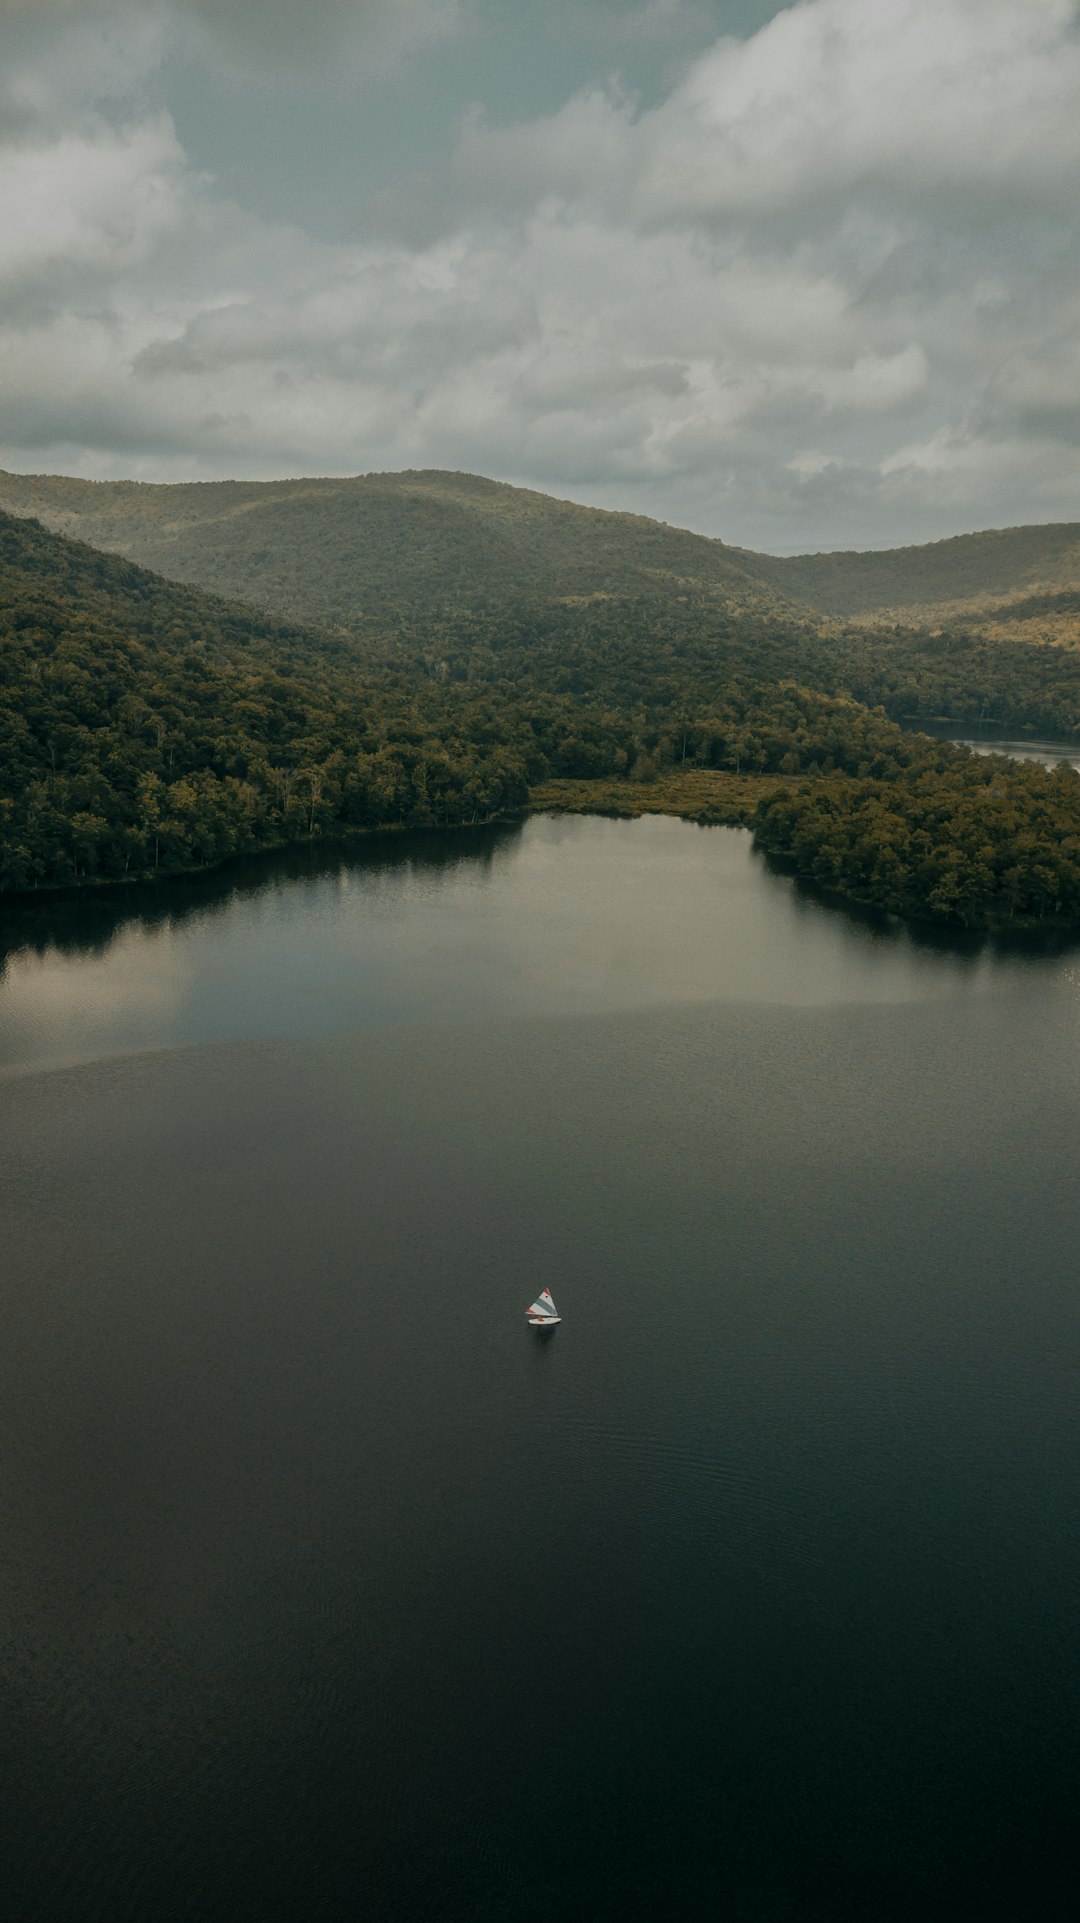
444 0 1080 227
1 0 1079 547
0 118 187 294
640 0 1080 218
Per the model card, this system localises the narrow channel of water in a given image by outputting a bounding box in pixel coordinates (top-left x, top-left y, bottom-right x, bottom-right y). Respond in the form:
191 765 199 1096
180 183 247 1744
915 719 1080 772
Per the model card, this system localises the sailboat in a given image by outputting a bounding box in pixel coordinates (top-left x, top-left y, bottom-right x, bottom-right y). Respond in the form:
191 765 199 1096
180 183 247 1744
525 1288 561 1328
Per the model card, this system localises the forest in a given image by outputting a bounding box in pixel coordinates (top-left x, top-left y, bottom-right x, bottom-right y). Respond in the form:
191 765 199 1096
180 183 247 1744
0 468 775 638
737 520 1080 620
753 753 1080 927
4 465 1078 632
3 499 1080 929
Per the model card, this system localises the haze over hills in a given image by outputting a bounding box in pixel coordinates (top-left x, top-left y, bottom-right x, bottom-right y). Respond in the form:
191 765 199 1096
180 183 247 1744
1 468 1079 640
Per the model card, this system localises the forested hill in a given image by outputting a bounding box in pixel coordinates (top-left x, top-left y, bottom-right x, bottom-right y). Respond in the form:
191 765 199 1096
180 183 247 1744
10 502 1080 929
2 466 1080 636
0 505 348 670
0 468 778 638
0 509 533 892
736 521 1080 620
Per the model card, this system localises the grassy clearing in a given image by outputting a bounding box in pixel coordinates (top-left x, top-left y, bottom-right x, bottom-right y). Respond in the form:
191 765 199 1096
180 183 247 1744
528 770 815 827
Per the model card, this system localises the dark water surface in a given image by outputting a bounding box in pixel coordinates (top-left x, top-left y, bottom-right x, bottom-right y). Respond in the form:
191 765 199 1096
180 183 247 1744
3 817 1079 1920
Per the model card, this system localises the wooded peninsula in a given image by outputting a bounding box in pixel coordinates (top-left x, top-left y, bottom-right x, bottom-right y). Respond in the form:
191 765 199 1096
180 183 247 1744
3 470 1080 930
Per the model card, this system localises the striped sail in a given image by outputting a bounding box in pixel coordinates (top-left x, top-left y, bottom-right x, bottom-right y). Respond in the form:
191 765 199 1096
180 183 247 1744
526 1288 558 1321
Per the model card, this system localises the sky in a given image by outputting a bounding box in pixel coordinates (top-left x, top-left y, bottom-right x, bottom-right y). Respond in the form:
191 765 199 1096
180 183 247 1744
1 0 1079 551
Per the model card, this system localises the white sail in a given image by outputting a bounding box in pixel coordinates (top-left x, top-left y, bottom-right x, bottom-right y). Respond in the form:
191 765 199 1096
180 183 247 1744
526 1288 558 1320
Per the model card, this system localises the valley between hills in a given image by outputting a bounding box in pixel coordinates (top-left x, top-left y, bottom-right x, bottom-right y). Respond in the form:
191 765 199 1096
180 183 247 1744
3 467 1080 929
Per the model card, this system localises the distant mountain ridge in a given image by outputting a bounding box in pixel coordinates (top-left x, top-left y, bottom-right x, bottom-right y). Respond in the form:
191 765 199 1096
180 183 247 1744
8 500 1080 928
0 466 1077 634
0 469 777 637
737 522 1080 619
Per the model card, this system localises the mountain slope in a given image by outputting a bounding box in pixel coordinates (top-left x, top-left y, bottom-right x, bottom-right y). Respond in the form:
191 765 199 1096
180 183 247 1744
0 510 530 891
9 506 1080 931
0 468 778 637
2 466 1080 634
735 522 1080 620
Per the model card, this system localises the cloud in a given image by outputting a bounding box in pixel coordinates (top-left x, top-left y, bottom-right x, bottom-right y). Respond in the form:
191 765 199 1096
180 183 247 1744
446 0 1080 224
642 0 1080 218
0 118 187 298
180 0 462 79
1 0 1079 548
0 6 168 142
0 0 461 87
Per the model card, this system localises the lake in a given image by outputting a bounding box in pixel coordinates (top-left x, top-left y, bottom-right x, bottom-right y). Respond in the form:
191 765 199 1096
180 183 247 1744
3 815 1079 1921
957 735 1080 772
920 722 1080 773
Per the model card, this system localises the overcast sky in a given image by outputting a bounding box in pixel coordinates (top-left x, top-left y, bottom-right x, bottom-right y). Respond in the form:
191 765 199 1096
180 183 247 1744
2 0 1079 550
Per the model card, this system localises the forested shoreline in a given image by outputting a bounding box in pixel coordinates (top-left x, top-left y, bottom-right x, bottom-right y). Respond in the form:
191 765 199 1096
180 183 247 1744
4 506 1080 928
753 760 1080 927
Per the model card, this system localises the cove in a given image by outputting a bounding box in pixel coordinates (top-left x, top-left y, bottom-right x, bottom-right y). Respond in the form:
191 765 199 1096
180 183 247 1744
2 812 1076 1079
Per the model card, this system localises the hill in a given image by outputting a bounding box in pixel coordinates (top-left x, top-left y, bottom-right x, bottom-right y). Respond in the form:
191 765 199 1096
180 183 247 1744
0 510 530 892
0 468 777 639
736 522 1080 622
1 467 1079 636
8 498 1080 928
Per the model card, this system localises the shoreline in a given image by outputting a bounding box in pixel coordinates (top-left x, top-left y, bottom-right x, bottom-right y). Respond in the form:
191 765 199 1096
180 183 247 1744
4 771 1080 936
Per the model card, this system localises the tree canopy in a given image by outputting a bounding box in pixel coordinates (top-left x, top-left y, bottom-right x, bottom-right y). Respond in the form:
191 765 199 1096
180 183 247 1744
4 500 1080 930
